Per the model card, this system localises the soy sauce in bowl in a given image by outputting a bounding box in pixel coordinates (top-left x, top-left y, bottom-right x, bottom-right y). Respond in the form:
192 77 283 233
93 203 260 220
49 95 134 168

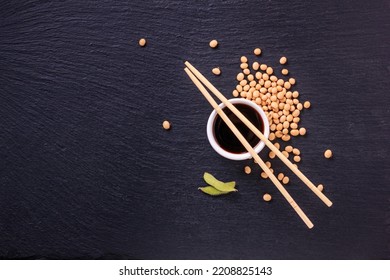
213 104 264 154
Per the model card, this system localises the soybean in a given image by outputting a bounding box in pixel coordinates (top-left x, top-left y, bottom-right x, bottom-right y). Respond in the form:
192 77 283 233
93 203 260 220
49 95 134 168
241 56 248 63
293 148 300 155
139 38 147 47
209 39 218 48
244 166 252 174
240 63 248 69
263 193 272 202
254 48 262 56
291 129 299 136
212 67 221 76
282 134 290 141
293 155 301 162
290 123 298 129
162 120 171 130
324 149 333 158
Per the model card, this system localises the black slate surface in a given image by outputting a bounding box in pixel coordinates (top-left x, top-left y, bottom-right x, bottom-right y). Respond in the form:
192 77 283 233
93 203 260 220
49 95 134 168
0 0 389 260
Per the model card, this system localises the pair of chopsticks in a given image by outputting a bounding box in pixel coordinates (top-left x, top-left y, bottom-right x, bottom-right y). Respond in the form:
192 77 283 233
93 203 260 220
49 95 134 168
184 61 333 229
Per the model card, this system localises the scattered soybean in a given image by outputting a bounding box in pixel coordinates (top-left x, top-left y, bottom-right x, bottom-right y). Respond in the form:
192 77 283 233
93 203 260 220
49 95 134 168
324 149 333 158
139 38 146 47
162 120 171 130
254 48 262 56
212 67 221 75
263 193 272 202
209 39 218 48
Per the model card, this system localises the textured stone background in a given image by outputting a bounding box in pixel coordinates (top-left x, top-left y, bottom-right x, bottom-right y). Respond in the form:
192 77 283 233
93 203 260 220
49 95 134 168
0 0 389 259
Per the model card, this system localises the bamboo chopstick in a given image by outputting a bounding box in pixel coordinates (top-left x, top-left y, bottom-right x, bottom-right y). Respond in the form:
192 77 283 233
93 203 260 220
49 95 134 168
185 61 332 208
184 67 314 229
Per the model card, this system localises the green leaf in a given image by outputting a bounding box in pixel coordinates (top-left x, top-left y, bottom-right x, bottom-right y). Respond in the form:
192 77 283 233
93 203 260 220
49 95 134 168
203 172 237 192
198 186 230 196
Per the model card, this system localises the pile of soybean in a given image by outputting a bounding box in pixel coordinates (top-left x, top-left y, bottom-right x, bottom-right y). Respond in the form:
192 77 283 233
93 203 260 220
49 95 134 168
232 52 310 142
230 48 331 199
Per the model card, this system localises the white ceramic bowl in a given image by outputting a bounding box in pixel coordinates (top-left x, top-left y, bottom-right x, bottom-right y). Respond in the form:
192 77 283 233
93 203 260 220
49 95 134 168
206 98 270 161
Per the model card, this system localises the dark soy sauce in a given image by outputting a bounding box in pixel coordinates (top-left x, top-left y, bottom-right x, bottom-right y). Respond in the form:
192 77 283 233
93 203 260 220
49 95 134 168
213 104 263 154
